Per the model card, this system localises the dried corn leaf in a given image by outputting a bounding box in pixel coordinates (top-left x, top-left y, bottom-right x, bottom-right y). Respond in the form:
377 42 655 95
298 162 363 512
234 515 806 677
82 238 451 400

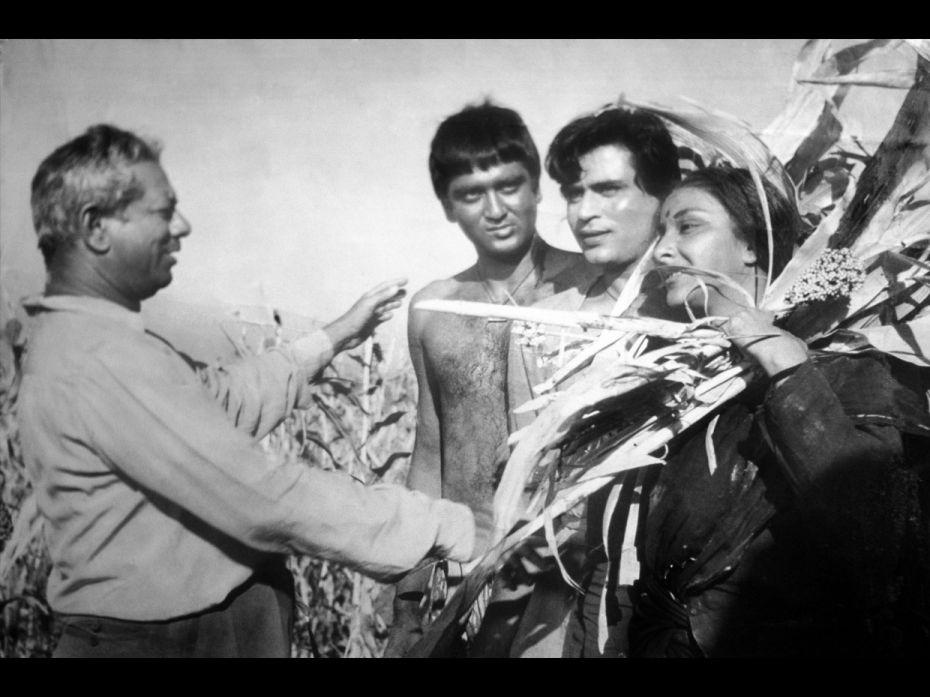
799 70 917 89
856 315 930 365
905 40 930 63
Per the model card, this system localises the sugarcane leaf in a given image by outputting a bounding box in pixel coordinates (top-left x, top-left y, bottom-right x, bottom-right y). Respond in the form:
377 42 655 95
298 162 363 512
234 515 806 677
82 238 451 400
856 316 930 366
370 451 411 477
764 39 901 184
512 392 558 415
574 452 666 487
601 482 624 563
830 58 930 252
762 39 837 165
598 566 611 654
705 415 721 475
310 394 366 470
543 505 582 593
886 250 930 274
818 39 899 76
300 431 341 468
905 40 930 64
416 299 704 340
318 375 355 394
533 331 626 395
902 199 930 213
368 410 405 436
495 358 664 537
598 480 625 653
746 167 776 291
344 353 367 367
799 70 917 90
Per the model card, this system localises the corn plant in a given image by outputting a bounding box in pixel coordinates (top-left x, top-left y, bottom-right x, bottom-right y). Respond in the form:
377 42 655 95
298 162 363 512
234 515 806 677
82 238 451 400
0 319 60 658
260 336 417 658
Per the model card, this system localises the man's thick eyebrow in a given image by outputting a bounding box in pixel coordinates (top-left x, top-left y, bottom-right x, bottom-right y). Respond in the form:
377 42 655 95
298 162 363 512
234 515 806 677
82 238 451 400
450 184 483 197
588 178 628 189
496 173 527 187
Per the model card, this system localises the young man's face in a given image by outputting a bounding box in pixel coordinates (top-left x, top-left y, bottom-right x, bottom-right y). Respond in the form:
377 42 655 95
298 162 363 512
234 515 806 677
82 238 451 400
442 161 540 263
562 144 661 274
100 161 192 303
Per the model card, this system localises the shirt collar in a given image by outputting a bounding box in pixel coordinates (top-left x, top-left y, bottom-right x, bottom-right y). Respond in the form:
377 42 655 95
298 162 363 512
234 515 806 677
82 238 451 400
22 294 146 333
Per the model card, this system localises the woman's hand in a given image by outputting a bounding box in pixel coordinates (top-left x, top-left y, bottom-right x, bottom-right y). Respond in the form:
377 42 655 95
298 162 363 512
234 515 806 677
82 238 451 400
725 306 809 382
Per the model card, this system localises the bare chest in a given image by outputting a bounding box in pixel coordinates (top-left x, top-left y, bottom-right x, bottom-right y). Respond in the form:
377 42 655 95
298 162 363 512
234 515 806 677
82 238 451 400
422 313 510 400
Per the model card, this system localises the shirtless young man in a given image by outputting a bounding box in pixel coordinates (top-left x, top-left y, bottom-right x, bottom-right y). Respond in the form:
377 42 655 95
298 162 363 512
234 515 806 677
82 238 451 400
384 101 587 656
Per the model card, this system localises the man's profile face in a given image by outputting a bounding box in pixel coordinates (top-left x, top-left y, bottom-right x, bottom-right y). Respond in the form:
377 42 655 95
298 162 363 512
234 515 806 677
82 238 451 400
102 161 191 302
562 144 660 273
442 161 539 263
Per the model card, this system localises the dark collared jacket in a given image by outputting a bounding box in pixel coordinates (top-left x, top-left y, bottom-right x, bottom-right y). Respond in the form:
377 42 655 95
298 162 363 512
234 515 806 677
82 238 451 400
630 352 930 657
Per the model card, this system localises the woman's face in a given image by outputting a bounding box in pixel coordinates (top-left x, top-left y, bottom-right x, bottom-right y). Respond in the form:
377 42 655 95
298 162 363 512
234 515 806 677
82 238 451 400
654 185 759 314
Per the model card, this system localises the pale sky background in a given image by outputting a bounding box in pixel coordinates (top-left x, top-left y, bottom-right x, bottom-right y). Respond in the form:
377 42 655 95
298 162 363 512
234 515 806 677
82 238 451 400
0 39 907 366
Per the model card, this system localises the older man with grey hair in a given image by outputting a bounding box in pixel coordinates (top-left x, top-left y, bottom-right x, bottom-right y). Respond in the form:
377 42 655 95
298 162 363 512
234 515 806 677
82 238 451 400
19 123 478 657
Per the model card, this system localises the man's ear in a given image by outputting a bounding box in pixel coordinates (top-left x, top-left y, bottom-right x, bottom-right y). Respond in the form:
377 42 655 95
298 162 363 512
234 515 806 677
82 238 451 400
79 204 112 254
441 197 457 223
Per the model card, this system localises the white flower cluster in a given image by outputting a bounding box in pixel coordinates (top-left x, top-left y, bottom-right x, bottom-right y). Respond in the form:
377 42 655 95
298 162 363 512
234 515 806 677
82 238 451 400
784 248 866 306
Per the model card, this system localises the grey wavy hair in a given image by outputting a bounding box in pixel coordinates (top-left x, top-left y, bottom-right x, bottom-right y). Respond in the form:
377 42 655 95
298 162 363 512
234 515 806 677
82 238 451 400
30 124 162 266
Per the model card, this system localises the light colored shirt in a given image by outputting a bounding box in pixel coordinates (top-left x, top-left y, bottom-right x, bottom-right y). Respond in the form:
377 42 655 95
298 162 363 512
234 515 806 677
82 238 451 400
18 295 474 621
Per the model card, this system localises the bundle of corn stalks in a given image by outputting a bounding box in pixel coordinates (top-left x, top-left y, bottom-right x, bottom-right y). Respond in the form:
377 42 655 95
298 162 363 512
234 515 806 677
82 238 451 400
407 38 930 657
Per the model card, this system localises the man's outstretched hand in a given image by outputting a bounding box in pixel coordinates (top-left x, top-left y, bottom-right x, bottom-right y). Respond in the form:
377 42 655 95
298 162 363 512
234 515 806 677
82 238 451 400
325 278 407 353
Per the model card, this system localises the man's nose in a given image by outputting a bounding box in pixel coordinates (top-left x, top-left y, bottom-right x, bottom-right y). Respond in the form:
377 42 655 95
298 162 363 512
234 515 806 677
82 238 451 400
482 191 506 219
170 210 192 238
576 189 598 221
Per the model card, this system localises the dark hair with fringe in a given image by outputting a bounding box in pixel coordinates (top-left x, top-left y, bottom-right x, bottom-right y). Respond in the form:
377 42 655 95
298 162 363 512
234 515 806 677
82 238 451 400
31 124 162 267
428 100 540 199
674 166 802 278
546 107 681 198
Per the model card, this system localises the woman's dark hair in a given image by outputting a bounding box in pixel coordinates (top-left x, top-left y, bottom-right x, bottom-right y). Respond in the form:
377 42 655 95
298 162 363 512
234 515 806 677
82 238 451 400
673 167 802 278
